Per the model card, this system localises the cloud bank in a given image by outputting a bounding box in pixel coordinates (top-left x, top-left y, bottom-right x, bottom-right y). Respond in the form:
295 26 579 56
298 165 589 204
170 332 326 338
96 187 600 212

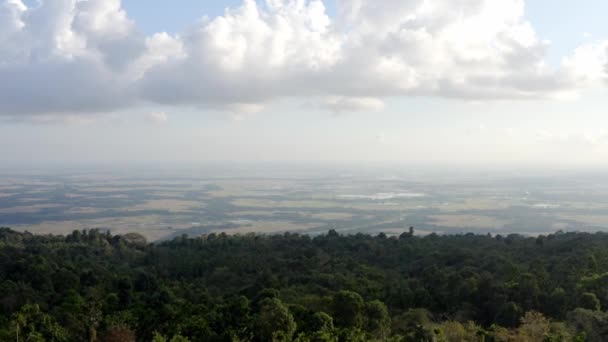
0 0 607 117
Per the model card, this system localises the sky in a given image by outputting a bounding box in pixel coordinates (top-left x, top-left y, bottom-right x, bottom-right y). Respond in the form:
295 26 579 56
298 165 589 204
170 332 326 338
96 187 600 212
1 0 607 168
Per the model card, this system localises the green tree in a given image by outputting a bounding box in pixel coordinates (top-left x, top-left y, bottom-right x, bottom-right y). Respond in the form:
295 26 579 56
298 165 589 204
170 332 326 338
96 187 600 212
151 332 168 342
364 300 390 340
306 312 338 342
310 312 334 333
440 321 468 342
494 302 522 328
11 304 68 342
567 309 608 342
255 298 297 342
580 292 601 311
392 308 433 336
332 291 364 328
548 287 568 318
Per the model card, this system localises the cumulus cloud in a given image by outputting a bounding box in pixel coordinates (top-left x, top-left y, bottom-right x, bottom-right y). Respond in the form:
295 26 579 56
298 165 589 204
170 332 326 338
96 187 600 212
0 0 607 118
138 0 340 109
561 40 608 85
0 0 143 116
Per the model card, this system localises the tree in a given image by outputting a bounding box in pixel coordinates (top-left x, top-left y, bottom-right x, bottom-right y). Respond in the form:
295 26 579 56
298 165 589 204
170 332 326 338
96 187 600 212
151 332 168 342
332 291 364 328
567 309 608 342
494 302 522 328
101 326 136 342
517 311 550 341
120 233 147 247
548 287 567 318
392 308 436 341
306 312 337 342
336 328 368 342
10 304 68 342
255 298 297 342
310 312 334 333
440 321 468 342
580 292 601 311
364 300 390 339
151 333 191 342
12 228 608 340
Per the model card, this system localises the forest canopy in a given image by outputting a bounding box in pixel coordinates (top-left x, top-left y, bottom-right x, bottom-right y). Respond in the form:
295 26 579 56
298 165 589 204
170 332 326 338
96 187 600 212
1 227 607 341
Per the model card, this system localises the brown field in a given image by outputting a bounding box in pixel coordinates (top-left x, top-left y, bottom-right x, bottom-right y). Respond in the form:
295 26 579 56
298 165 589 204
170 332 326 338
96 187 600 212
152 191 189 198
80 185 199 192
435 199 512 212
64 207 103 214
65 193 87 198
429 214 509 229
232 198 339 209
308 212 354 220
558 215 608 226
230 211 276 217
126 199 202 213
0 204 63 214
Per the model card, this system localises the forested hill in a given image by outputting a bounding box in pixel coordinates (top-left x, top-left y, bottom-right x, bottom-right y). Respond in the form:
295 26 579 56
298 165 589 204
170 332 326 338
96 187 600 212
1 229 608 341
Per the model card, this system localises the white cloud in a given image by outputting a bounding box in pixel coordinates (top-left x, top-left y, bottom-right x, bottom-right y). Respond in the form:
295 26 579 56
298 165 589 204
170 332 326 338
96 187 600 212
221 103 266 115
0 0 143 116
323 96 385 113
146 111 168 124
535 129 608 147
141 0 576 108
138 0 341 109
130 32 185 80
0 0 607 118
375 132 388 145
561 40 608 85
0 0 25 39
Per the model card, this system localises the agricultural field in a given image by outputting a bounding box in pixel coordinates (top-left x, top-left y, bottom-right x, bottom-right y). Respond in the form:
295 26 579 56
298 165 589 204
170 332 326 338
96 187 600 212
2 165 608 241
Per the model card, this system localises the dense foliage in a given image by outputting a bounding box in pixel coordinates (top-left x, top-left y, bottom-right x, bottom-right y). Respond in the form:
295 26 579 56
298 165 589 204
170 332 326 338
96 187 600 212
2 227 608 341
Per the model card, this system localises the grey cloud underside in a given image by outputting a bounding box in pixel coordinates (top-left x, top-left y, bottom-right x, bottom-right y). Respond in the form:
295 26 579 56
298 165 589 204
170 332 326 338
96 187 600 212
0 60 134 115
0 0 606 116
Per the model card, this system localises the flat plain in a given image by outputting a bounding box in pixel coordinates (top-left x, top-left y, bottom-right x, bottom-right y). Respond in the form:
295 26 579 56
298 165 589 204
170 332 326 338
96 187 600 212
2 166 608 241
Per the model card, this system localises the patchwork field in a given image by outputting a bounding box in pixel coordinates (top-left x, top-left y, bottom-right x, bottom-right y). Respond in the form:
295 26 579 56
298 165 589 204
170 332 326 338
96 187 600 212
2 166 608 241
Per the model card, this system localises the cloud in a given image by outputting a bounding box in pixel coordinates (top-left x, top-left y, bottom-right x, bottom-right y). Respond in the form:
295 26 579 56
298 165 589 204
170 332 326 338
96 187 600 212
138 0 340 110
323 96 385 113
464 123 489 137
535 129 608 147
146 111 168 124
0 0 607 118
605 46 608 83
0 0 143 116
375 132 387 145
561 40 608 85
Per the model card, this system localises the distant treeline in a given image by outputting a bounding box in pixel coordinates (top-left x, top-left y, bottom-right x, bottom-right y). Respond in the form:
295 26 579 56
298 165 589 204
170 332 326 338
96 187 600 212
2 227 608 341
